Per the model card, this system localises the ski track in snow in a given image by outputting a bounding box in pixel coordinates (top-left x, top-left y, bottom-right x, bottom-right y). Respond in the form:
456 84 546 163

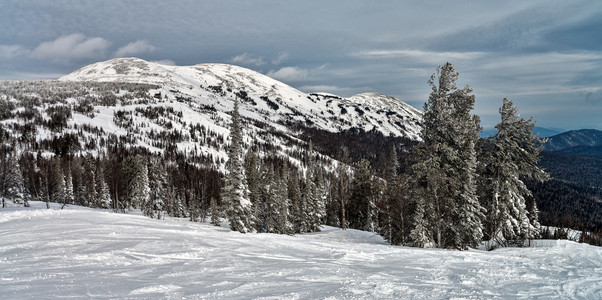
0 202 600 299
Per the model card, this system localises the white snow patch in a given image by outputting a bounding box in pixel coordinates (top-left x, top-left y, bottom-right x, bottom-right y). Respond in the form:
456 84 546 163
0 202 600 299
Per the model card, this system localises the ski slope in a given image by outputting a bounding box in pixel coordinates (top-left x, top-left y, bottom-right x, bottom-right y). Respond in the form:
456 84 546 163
1 202 600 299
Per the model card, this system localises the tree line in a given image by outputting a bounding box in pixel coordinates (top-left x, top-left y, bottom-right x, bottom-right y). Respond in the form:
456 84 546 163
2 63 599 248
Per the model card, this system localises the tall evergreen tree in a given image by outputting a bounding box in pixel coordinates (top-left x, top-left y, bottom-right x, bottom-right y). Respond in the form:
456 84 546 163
65 167 74 205
480 98 549 247
51 161 65 204
210 197 221 226
148 159 167 219
381 145 408 245
288 170 303 233
123 155 149 211
83 154 97 207
96 163 111 209
276 163 292 234
409 62 484 249
3 147 24 204
348 159 377 232
222 99 255 233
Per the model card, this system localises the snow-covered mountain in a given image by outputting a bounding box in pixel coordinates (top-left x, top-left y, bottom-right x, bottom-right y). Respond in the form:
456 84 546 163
60 57 422 139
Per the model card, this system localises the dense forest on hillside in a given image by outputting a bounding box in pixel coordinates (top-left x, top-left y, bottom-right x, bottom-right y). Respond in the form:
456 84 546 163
1 64 600 248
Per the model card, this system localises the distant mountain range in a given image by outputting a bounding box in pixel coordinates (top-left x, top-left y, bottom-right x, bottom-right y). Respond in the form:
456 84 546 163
480 127 564 139
543 129 602 153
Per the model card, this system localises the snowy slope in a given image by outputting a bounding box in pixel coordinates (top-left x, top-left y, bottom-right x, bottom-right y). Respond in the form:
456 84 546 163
59 57 422 140
1 202 600 299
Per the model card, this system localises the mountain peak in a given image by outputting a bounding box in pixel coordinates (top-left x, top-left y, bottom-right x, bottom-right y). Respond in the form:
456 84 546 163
59 57 422 139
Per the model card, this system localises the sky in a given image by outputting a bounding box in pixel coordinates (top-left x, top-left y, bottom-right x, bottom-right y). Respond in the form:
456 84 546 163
1 0 601 130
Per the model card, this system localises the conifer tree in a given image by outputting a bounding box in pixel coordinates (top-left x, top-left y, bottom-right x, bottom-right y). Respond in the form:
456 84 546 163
96 163 111 209
65 167 74 205
481 98 549 247
136 156 151 215
288 171 303 233
51 161 65 204
210 197 221 226
348 159 377 232
301 141 323 232
409 62 484 249
276 164 292 234
381 145 407 245
3 147 24 204
264 165 279 233
149 159 167 218
83 154 97 207
123 155 150 212
222 99 255 233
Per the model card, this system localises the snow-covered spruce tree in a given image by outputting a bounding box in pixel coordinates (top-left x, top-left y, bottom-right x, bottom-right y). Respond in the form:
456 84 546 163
244 148 261 207
65 167 74 205
480 98 548 247
348 159 377 232
122 155 150 212
51 161 66 205
408 62 484 249
83 154 97 207
276 164 293 235
264 166 280 233
96 163 111 209
148 159 167 219
210 197 222 226
288 170 303 233
301 141 323 233
222 99 255 233
3 147 24 204
136 156 151 216
381 145 408 245
312 166 327 229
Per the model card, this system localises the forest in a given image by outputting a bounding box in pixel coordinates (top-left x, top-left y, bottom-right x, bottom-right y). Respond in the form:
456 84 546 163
1 63 600 248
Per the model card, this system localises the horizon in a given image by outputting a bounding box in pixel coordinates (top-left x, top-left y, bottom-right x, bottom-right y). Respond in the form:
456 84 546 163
1 1 600 130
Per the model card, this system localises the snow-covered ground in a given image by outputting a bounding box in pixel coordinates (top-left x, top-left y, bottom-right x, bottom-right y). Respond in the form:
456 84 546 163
1 202 600 299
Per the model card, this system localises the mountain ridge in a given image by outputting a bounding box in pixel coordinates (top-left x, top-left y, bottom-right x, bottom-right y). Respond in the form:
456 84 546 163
59 57 423 140
543 129 602 151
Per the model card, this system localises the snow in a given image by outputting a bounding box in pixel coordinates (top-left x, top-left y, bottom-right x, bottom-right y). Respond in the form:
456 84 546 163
1 202 600 299
58 57 423 139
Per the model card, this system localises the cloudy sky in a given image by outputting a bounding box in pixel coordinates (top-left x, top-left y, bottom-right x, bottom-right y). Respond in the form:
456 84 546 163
1 0 600 130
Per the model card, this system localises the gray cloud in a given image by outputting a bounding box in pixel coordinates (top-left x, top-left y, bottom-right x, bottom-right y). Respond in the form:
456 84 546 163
0 45 29 59
230 53 265 67
31 33 110 64
267 66 308 82
114 40 156 58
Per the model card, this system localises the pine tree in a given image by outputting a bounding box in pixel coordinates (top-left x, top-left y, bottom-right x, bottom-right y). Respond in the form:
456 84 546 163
4 147 25 204
288 171 303 233
481 98 549 247
65 167 74 205
264 165 279 233
136 156 150 215
210 197 221 226
222 99 255 233
348 159 377 232
83 154 97 207
96 163 111 209
276 164 292 234
149 159 167 219
456 139 485 249
381 145 407 245
123 155 150 212
51 161 66 204
409 62 484 249
302 141 324 232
